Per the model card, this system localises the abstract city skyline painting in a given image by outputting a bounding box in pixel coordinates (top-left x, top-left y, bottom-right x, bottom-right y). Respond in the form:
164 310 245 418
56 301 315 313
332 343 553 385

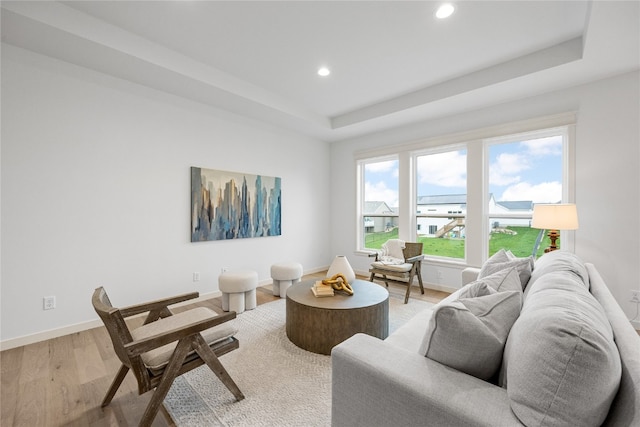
191 167 281 242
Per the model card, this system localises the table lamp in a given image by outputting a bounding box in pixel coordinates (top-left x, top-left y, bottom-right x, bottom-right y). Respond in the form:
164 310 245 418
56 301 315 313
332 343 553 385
531 203 579 253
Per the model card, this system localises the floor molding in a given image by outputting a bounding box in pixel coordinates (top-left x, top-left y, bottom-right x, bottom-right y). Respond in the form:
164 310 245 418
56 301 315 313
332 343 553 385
0 290 223 351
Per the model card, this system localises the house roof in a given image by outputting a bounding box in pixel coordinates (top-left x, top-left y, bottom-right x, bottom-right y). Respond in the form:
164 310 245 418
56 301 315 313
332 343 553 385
496 201 533 211
364 201 394 215
1 1 637 142
417 195 534 212
417 194 467 205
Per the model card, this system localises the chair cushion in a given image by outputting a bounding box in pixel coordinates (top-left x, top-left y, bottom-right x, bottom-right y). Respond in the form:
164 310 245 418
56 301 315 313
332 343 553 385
418 290 522 380
479 249 533 289
503 271 621 427
370 261 413 272
130 307 237 370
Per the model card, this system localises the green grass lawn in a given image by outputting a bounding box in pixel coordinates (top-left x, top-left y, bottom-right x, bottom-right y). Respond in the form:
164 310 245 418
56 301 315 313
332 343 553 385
365 226 550 259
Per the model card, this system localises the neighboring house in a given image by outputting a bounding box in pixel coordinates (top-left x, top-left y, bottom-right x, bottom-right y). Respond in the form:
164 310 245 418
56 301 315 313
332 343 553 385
416 194 533 238
363 201 398 233
416 194 467 238
492 200 534 227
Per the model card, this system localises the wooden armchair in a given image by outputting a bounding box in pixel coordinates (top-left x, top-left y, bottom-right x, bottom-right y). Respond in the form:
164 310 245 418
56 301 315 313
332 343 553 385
369 242 425 303
92 287 244 427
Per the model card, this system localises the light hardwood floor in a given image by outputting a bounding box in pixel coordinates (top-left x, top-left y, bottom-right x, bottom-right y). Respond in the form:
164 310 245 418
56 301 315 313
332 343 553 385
0 273 449 427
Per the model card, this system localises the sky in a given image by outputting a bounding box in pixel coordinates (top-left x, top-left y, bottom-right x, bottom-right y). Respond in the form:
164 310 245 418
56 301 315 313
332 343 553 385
364 135 563 207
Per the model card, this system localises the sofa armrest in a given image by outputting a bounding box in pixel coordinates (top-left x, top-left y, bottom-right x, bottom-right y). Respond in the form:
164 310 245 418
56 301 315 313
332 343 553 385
586 263 640 426
332 333 522 427
462 267 481 285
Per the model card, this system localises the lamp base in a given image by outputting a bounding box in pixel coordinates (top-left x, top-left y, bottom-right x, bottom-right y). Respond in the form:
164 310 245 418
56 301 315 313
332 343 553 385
544 229 560 252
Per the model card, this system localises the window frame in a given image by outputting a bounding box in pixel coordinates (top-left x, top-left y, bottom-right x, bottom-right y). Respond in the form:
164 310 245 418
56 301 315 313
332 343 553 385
482 126 574 259
354 113 576 266
357 155 400 251
412 145 468 262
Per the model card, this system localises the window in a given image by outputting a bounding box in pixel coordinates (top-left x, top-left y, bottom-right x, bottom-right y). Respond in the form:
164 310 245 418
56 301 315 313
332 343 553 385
359 158 399 250
415 149 467 259
487 130 565 258
356 117 574 265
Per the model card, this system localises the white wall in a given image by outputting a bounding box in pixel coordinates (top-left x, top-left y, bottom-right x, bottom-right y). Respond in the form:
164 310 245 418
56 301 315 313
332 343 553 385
2 43 638 347
331 71 640 326
1 45 331 346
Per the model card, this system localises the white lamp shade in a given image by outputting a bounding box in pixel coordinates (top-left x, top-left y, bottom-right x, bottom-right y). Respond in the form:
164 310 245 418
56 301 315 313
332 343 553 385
326 255 356 284
531 204 579 230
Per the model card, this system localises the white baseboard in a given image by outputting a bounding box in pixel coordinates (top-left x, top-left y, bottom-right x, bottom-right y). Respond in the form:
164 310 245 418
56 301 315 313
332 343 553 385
0 271 459 351
423 282 459 294
354 269 458 295
0 290 223 351
0 319 105 351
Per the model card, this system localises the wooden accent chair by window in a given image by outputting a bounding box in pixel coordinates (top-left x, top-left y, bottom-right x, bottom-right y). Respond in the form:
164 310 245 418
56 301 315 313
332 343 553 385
92 287 244 427
369 241 425 304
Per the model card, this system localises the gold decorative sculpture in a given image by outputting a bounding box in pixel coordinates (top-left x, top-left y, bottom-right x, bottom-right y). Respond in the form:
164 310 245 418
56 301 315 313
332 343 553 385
322 273 354 296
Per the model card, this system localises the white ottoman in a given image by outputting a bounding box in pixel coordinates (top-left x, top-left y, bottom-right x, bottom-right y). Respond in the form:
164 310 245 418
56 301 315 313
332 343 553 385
271 262 303 298
218 270 258 313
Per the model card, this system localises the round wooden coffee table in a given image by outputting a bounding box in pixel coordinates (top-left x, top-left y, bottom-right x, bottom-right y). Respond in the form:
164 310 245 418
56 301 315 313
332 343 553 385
286 279 389 355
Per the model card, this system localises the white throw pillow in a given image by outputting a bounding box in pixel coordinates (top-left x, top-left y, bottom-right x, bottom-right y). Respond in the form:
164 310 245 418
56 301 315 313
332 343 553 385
478 267 522 294
457 280 497 299
419 290 522 380
380 239 405 260
479 249 533 289
506 249 535 271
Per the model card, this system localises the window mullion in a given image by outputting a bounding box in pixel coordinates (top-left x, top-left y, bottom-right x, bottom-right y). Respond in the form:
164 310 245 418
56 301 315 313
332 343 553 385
466 142 485 266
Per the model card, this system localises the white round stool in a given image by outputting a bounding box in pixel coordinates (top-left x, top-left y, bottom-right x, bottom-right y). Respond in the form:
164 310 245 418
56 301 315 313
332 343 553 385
218 269 258 313
270 262 303 298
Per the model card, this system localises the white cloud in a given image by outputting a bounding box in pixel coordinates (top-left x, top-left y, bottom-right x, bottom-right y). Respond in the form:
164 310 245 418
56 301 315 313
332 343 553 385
365 160 397 173
522 136 562 156
365 181 399 207
417 151 466 187
490 152 529 186
500 181 562 203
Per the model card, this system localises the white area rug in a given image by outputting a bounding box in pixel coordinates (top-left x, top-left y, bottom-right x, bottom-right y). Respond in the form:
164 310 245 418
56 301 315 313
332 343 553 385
164 296 432 426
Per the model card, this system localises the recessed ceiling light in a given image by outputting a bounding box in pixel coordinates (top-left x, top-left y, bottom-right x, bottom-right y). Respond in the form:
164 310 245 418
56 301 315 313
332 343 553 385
435 3 455 19
317 67 331 77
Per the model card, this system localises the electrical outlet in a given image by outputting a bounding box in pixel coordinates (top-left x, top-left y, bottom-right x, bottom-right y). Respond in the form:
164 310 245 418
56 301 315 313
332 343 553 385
193 272 200 282
631 290 640 303
43 296 56 310
436 270 443 280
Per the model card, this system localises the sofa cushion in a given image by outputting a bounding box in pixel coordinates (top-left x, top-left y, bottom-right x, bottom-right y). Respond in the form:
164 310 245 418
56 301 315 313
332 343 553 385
384 306 435 354
503 271 621 427
479 249 533 289
525 250 589 296
419 290 521 380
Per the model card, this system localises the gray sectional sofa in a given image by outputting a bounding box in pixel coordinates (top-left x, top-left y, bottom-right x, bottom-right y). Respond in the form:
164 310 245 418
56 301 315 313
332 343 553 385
331 250 640 426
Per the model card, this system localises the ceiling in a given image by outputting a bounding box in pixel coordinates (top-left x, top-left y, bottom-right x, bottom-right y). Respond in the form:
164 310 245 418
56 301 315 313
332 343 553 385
1 1 639 142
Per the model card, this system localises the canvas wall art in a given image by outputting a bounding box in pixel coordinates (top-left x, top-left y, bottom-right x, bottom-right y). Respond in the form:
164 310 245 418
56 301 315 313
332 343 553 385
191 167 281 242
